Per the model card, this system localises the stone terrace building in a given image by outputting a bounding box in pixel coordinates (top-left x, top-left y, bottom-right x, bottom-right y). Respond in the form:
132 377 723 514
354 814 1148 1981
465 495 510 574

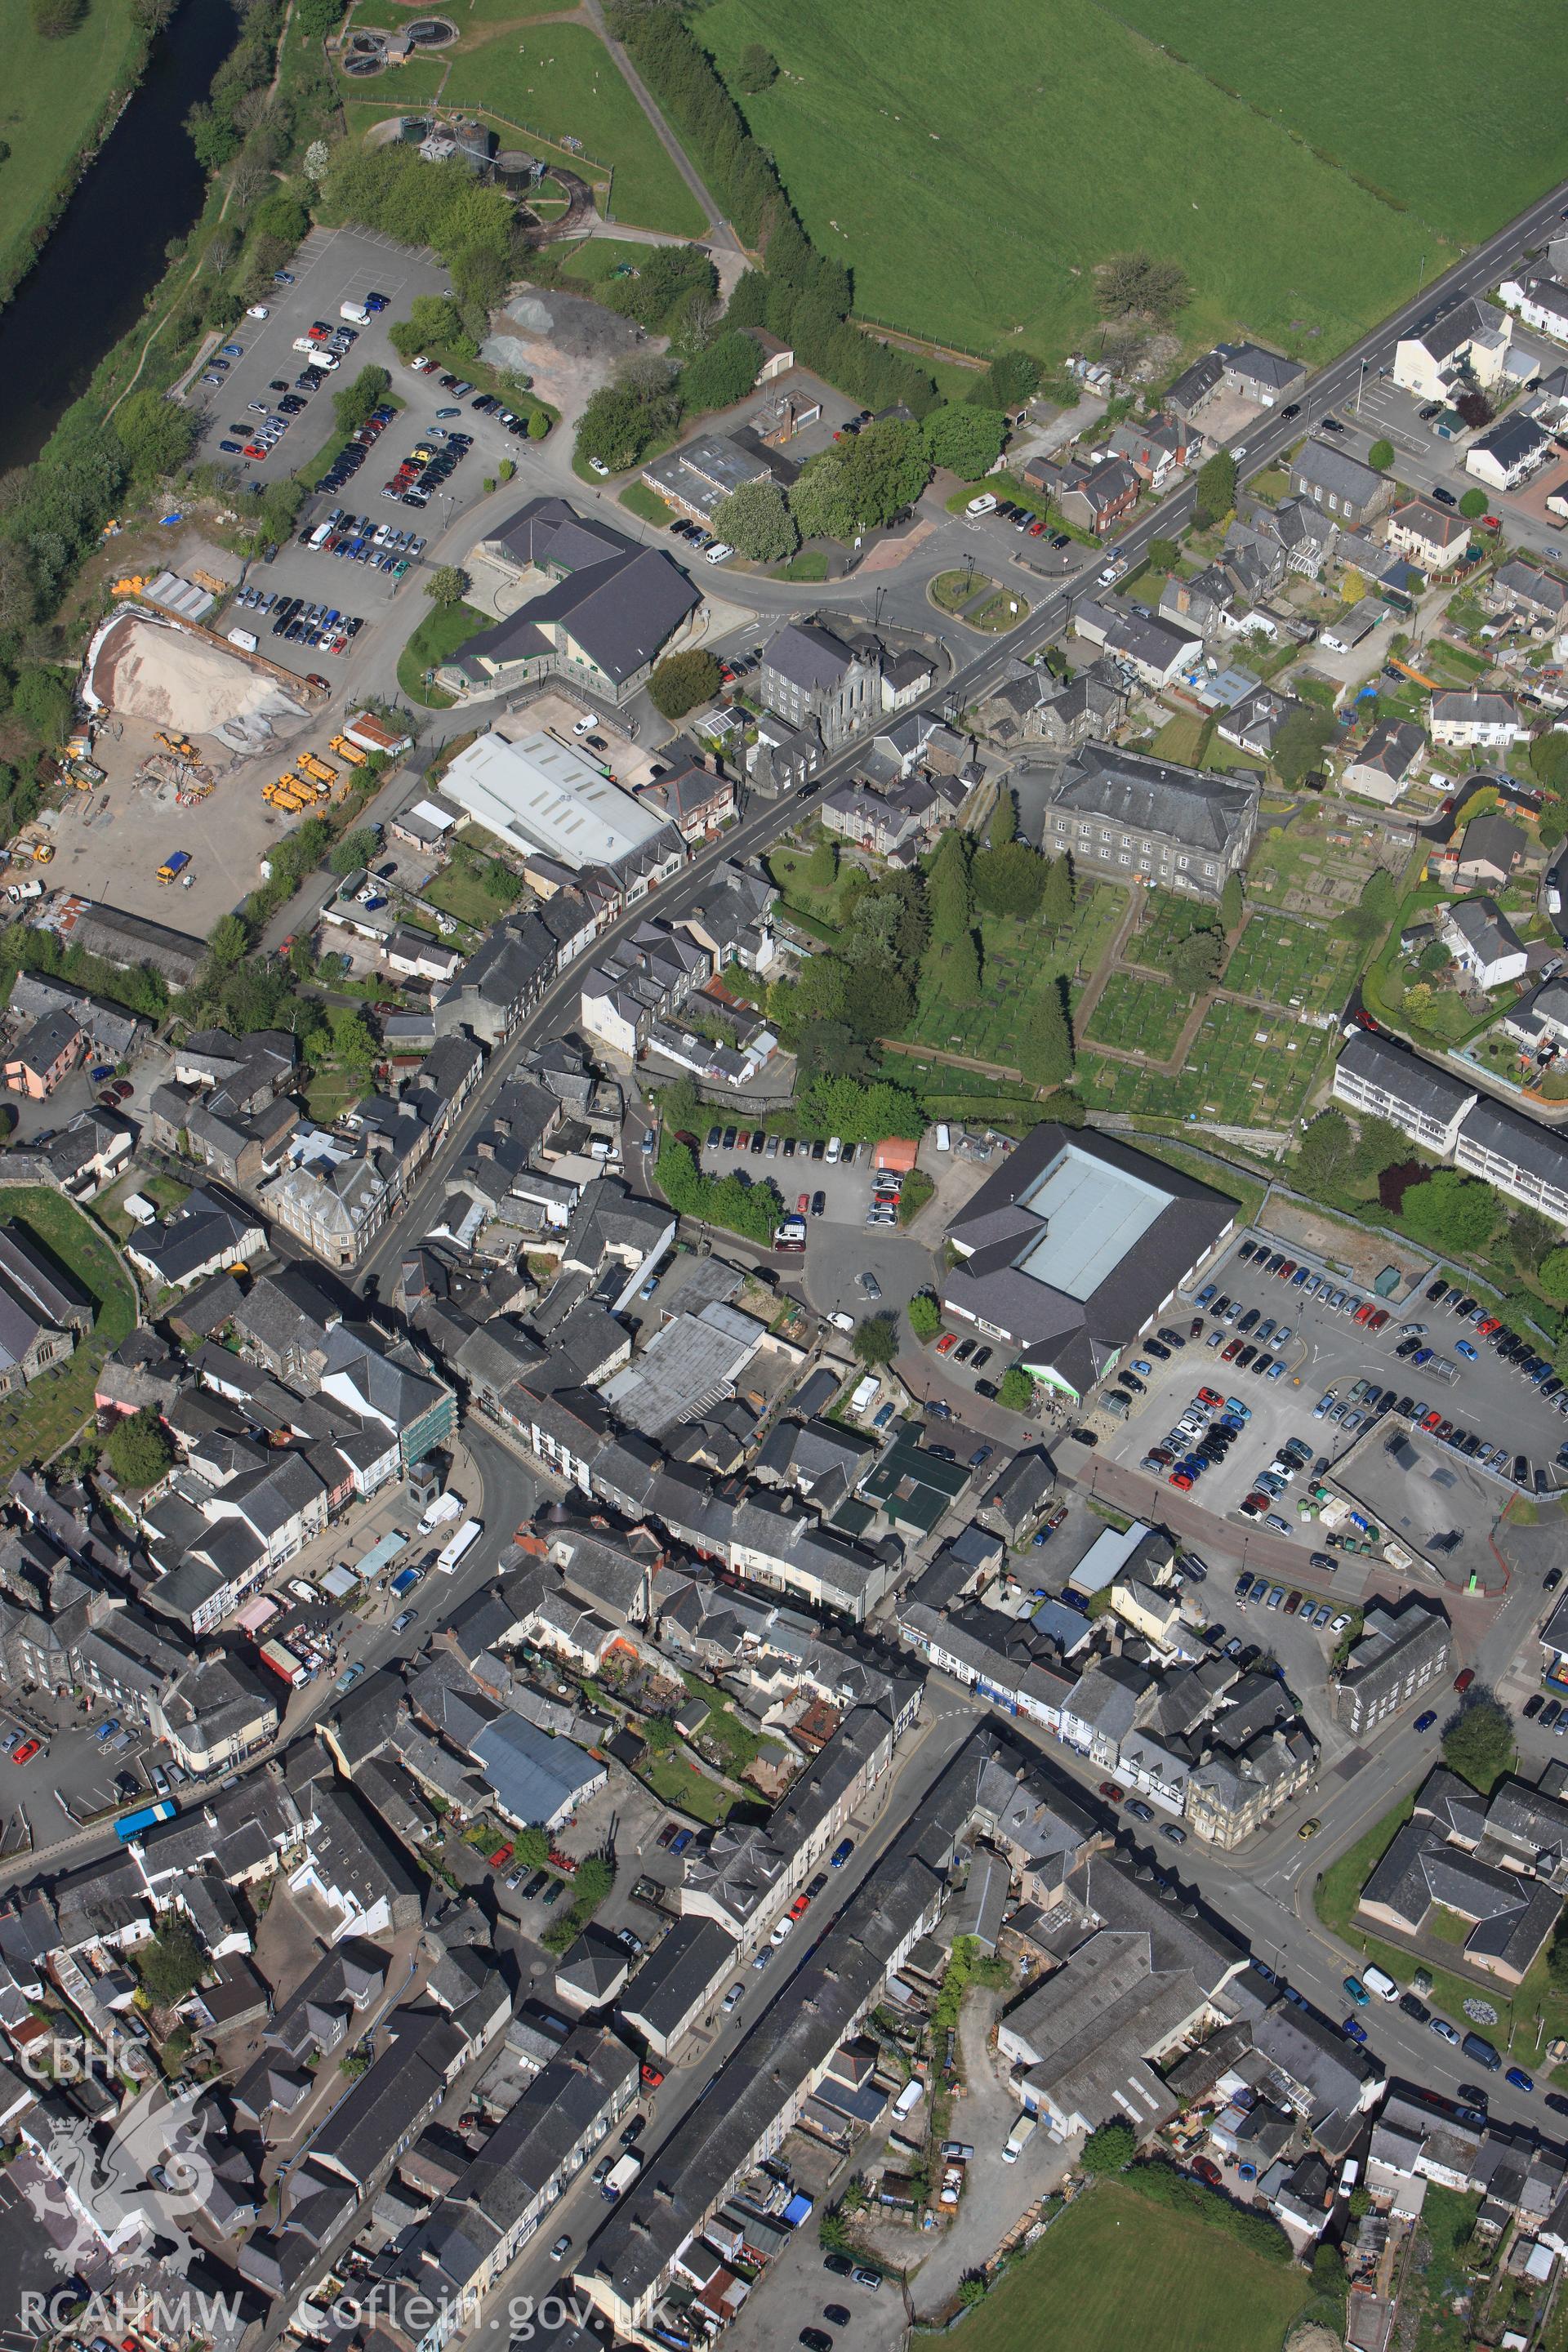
1038 744 1258 898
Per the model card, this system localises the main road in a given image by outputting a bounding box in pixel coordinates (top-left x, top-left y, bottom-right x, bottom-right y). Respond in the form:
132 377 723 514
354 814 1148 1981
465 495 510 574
350 174 1568 1294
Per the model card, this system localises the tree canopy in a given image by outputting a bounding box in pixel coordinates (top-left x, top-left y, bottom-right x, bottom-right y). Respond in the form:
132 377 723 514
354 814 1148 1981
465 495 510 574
107 1410 173 1491
922 403 1008 481
1442 1695 1514 1793
649 648 723 719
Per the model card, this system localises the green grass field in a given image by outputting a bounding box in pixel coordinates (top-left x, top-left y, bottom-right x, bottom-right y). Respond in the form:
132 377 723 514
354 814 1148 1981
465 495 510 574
0 0 145 303
397 597 488 706
1078 996 1324 1125
1223 912 1359 1016
439 24 706 234
697 0 1435 358
955 2183 1307 2352
1102 0 1566 244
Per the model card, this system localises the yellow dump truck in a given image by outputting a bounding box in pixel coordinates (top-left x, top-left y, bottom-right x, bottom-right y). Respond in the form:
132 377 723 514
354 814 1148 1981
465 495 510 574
156 732 198 760
265 781 306 812
328 733 368 768
297 751 337 786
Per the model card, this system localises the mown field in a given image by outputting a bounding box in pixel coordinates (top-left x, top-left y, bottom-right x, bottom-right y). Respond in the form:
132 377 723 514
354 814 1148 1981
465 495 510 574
697 0 1490 357
1102 0 1567 244
956 2183 1308 2352
0 0 145 304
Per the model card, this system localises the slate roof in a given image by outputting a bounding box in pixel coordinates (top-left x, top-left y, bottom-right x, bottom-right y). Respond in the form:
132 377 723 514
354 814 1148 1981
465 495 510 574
763 620 860 692
1049 743 1256 855
462 497 700 684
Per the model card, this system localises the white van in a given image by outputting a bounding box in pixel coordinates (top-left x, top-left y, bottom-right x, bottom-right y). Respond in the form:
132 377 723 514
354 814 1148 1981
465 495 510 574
1002 2114 1037 2163
310 521 333 548
825 1135 842 1165
1362 1964 1400 2002
340 301 372 326
227 627 258 653
934 1122 951 1152
893 2078 925 2118
966 492 997 516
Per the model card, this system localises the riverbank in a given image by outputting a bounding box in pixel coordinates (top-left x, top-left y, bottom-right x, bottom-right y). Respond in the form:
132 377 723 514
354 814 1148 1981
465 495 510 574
0 0 247 464
0 0 159 314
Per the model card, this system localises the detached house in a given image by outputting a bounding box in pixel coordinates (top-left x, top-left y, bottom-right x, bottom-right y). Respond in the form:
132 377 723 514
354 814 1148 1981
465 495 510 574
1343 719 1424 805
1392 298 1512 402
1467 413 1552 492
1291 439 1393 529
1438 898 1527 991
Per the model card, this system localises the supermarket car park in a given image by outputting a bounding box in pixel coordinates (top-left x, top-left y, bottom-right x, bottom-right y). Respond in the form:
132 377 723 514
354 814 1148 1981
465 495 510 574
1098 1232 1568 1530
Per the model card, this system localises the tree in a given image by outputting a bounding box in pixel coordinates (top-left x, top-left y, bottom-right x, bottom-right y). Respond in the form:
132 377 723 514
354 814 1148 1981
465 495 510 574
514 1825 551 1871
1539 1246 1568 1306
906 1292 942 1343
207 912 250 968
390 292 464 361
713 478 798 561
679 329 761 413
987 786 1018 851
107 1410 173 1491
31 0 86 32
1401 1168 1498 1256
996 1365 1036 1413
1040 855 1074 932
137 1921 205 2007
1367 438 1394 472
1018 979 1072 1084
1454 390 1492 431
330 828 381 874
330 1008 376 1073
1442 1695 1514 1793
1219 871 1244 931
643 1713 676 1753
528 410 550 441
973 840 1045 918
853 1315 898 1369
1193 450 1236 528
1271 704 1334 788
1296 1107 1356 1194
11 666 72 745
425 564 470 609
922 403 1007 482
1547 1913 1568 1998
735 39 777 91
789 452 858 544
649 648 723 719
1169 924 1226 988
926 827 972 942
332 364 391 435
970 351 1040 413
945 929 982 1004
804 835 838 890
1080 2122 1136 2176
114 391 197 480
1094 252 1190 324
573 1853 614 1910
1459 487 1490 519
1148 536 1181 574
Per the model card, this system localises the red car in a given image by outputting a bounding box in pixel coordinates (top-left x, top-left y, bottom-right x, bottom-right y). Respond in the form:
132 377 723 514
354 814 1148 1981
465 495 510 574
936 1334 958 1356
1454 1668 1475 1695
1191 2156 1223 2189
1276 1259 1296 1281
488 1843 514 1869
1027 519 1046 536
1368 1308 1389 1331
1221 1339 1241 1361
1477 1316 1501 1336
11 1740 39 1766
1098 1781 1124 1802
1169 1471 1194 1490
796 1192 810 1214
640 2062 665 2089
790 1892 811 1918
1197 1386 1223 1408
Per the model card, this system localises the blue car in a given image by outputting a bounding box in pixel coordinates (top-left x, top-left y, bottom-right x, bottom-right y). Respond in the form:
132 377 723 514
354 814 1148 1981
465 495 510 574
1457 1340 1478 1360
1507 2065 1535 2093
1343 1976 1370 2004
1291 1265 1311 1285
219 441 243 454
1342 2016 1369 2045
1265 1361 1285 1380
1414 1710 1438 1732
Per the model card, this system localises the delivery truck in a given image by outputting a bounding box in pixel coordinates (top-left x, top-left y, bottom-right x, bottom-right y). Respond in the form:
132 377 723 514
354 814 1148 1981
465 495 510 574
418 1490 462 1537
157 849 192 884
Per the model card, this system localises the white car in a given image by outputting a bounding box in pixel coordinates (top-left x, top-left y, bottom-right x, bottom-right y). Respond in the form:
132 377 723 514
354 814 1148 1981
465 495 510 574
588 456 611 477
246 305 270 319
704 541 735 564
1232 444 1248 461
770 1916 795 1944
572 714 595 737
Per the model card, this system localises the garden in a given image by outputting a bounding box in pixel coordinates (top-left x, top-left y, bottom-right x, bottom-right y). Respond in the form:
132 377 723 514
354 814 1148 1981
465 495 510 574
954 2179 1307 2352
0 1190 136 1485
421 835 524 930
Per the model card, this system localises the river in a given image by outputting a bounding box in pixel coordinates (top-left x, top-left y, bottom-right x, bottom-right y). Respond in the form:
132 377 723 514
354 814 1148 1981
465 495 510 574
0 0 238 468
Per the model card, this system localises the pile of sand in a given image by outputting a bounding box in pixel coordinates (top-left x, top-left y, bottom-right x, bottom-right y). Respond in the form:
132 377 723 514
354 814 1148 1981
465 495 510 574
88 612 311 754
490 287 645 363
